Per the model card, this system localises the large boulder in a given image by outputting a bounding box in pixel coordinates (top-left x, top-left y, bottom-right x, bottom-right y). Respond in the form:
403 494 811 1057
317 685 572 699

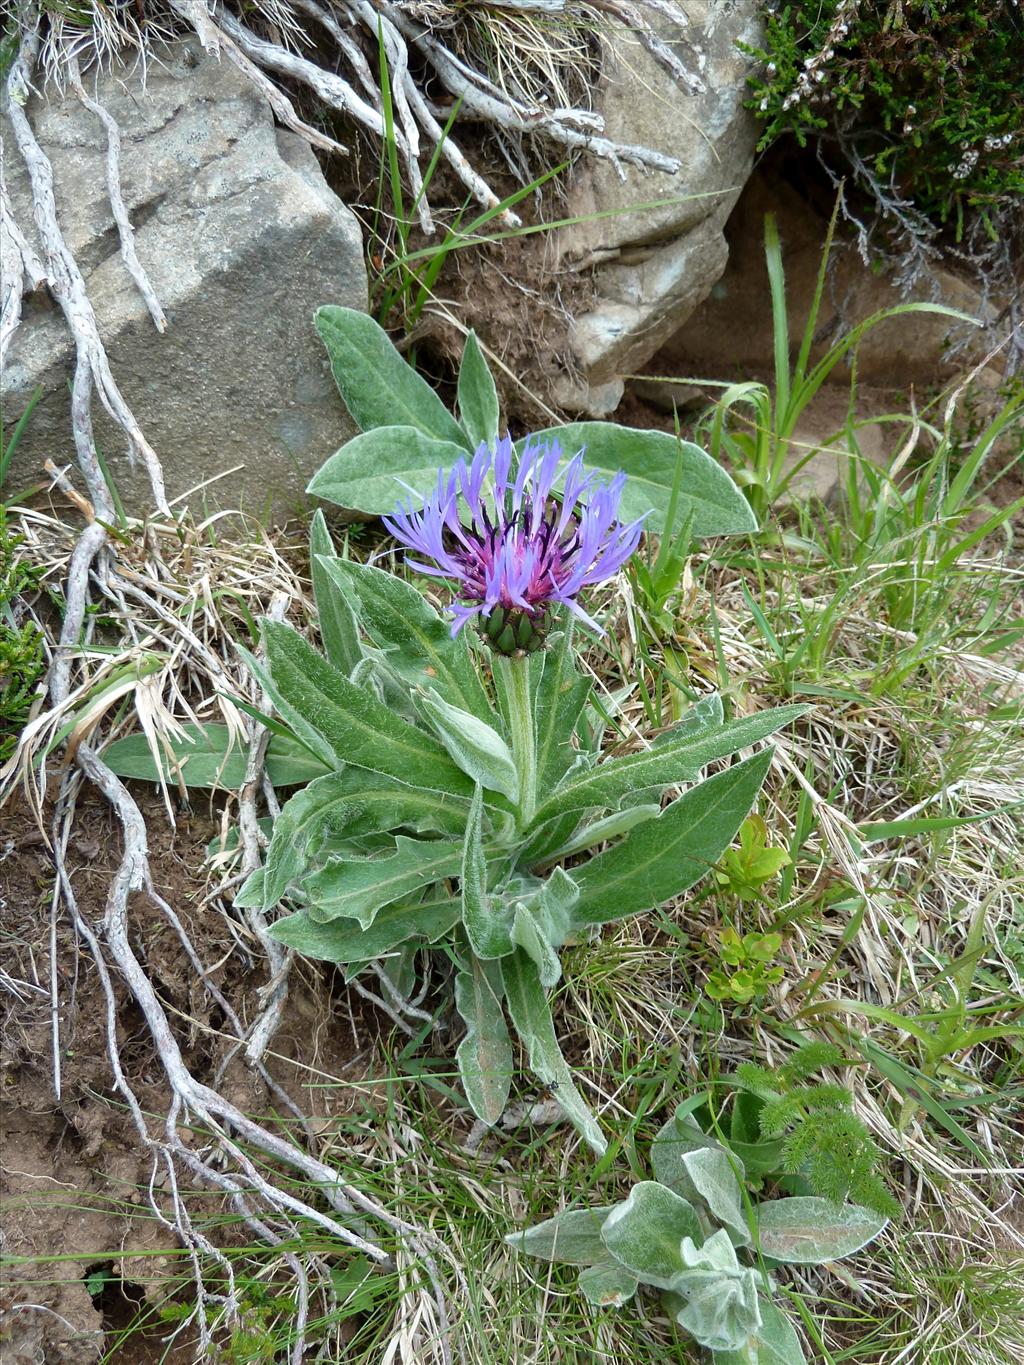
551 2 763 415
2 41 366 521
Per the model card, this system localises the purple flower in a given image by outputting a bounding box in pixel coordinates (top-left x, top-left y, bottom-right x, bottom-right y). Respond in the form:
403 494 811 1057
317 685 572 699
383 435 645 644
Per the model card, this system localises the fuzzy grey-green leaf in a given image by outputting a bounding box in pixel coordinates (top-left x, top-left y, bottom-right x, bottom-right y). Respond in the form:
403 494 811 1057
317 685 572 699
304 837 462 928
309 511 362 676
455 955 513 1125
599 1182 702 1289
710 1296 807 1365
754 1197 887 1265
315 306 469 447
578 1263 639 1308
456 330 499 450
505 1206 617 1265
308 427 471 516
501 949 606 1155
419 691 519 802
267 895 460 965
101 724 330 790
261 620 472 797
570 749 775 926
519 423 757 537
533 705 805 826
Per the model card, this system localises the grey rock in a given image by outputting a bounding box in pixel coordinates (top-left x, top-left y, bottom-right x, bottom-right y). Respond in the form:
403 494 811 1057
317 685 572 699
553 2 762 415
2 40 366 521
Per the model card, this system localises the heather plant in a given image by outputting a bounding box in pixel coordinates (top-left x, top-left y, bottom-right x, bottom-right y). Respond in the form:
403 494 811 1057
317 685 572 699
507 1083 890 1361
104 318 804 1153
745 0 1024 233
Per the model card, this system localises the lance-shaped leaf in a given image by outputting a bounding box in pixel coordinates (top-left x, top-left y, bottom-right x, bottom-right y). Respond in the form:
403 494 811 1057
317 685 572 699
678 1149 751 1246
753 1198 887 1265
501 949 606 1155
268 893 460 965
650 1104 721 1194
531 867 579 950
101 724 330 790
256 768 468 907
519 423 757 537
510 904 561 989
457 331 500 450
308 426 471 516
309 511 362 677
543 804 662 862
600 1182 702 1289
578 1264 639 1308
666 1231 762 1353
505 1206 617 1266
709 1296 807 1365
533 624 592 791
305 837 462 927
455 955 513 1125
461 788 514 959
316 558 491 719
419 691 519 803
570 749 775 927
314 306 470 447
259 621 472 797
532 705 806 826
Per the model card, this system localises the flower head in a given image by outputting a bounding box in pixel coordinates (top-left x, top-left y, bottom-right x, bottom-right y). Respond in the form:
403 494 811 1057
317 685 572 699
383 435 645 646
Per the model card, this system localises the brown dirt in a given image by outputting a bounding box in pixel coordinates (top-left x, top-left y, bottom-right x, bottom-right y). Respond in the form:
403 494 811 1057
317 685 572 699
0 783 377 1364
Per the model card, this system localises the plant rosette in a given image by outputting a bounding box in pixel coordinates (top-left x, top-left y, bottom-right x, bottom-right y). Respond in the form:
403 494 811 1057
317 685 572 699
508 1097 889 1361
103 315 806 1153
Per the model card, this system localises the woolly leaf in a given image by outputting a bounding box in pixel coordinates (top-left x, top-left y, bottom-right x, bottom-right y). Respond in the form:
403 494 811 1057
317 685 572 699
569 750 776 927
754 1197 887 1264
315 306 469 447
456 331 500 450
455 954 513 1125
505 1206 617 1266
267 893 459 965
578 1263 639 1308
309 511 362 676
599 1182 702 1289
709 1295 807 1364
501 949 606 1154
304 836 462 927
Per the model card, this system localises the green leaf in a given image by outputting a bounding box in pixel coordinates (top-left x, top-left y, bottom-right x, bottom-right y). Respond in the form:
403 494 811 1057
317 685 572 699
258 769 468 907
419 691 519 802
260 621 472 796
304 836 462 927
101 724 330 789
267 894 460 965
510 904 561 989
754 1197 887 1264
650 1110 720 1194
600 1182 702 1289
501 949 606 1154
455 954 513 1125
679 1149 750 1245
711 1296 807 1365
505 1206 617 1265
533 704 804 826
309 511 362 676
570 749 776 927
533 623 593 791
307 426 471 517
666 1230 762 1353
314 306 469 447
578 1263 639 1308
456 331 500 450
543 804 662 862
519 424 757 537
316 558 491 719
461 788 514 959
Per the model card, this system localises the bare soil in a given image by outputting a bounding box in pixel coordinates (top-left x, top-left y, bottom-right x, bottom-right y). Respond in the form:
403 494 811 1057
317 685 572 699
0 784 374 1364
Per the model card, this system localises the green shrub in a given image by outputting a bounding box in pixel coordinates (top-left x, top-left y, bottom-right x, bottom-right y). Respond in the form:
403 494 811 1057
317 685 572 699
745 1 1024 233
0 507 46 763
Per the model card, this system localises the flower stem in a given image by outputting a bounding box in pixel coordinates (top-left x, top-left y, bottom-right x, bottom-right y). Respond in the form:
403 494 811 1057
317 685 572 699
497 654 536 828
